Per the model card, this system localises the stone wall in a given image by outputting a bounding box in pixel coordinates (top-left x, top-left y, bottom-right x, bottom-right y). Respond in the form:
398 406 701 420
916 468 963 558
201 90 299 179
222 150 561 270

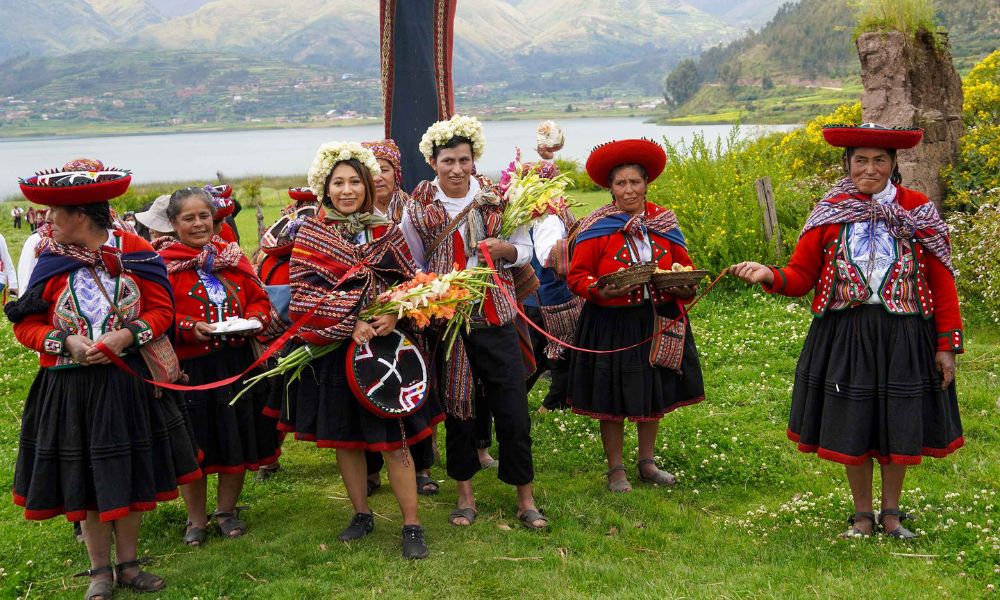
856 30 964 207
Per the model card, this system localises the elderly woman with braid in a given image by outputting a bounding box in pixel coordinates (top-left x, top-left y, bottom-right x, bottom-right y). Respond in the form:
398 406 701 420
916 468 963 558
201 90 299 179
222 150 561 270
567 138 705 494
731 124 964 540
156 186 280 547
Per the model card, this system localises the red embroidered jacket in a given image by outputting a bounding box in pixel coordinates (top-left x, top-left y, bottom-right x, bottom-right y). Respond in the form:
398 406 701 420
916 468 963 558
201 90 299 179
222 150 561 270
168 266 271 360
13 232 172 368
568 203 694 308
762 186 963 353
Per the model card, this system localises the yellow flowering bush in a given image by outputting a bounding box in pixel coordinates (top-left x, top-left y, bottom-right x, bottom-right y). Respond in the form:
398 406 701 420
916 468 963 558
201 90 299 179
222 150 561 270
945 51 1000 321
647 103 861 274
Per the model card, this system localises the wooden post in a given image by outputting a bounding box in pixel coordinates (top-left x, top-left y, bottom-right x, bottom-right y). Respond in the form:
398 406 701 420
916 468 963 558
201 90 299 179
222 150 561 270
755 176 783 260
256 205 265 244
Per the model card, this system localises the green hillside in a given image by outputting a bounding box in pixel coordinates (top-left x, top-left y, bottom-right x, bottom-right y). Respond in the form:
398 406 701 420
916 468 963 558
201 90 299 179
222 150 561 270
0 49 379 135
658 0 1000 124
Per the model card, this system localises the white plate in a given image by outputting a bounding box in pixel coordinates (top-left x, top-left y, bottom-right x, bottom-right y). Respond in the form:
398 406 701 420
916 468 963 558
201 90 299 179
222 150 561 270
209 318 261 335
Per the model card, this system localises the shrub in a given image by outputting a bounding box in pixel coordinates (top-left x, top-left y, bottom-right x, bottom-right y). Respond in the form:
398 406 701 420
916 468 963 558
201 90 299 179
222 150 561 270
553 158 601 193
851 0 939 40
944 50 1000 212
947 201 1000 325
646 103 861 274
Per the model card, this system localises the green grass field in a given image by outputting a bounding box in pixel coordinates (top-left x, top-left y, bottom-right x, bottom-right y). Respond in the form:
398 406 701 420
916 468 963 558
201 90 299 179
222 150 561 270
0 185 998 599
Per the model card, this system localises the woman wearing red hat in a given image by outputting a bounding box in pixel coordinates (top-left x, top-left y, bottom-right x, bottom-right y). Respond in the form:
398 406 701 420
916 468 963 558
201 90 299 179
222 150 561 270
155 186 280 547
732 124 964 539
567 139 705 493
6 160 201 599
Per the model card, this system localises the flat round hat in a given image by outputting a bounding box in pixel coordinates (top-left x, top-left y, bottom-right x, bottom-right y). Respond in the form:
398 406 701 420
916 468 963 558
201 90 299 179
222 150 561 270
19 158 131 205
585 138 667 189
822 123 923 150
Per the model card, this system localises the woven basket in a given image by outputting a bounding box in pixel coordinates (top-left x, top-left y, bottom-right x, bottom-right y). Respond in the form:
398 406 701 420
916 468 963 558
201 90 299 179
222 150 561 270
650 270 709 290
596 261 658 288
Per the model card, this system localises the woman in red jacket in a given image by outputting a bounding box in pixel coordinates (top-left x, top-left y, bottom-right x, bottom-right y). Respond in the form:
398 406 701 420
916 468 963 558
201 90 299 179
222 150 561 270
6 160 201 599
156 187 280 546
732 124 964 539
567 139 705 493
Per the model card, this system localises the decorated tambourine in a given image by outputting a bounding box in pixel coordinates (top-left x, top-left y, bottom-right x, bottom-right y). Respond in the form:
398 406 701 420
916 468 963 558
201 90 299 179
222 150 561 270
346 329 429 419
19 158 131 205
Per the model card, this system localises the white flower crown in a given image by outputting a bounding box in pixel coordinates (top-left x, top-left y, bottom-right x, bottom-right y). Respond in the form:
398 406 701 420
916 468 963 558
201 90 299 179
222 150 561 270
536 120 564 149
307 141 382 198
418 114 486 163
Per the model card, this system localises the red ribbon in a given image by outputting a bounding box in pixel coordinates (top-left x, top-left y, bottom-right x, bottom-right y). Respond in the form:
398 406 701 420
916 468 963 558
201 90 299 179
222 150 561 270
478 241 726 355
95 262 366 391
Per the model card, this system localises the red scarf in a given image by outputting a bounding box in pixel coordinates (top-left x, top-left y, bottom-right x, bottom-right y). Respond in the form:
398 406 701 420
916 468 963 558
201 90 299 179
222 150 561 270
155 236 258 281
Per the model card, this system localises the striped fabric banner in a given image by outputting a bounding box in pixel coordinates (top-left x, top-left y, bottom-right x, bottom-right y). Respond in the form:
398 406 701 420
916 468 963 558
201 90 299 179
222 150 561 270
380 0 458 192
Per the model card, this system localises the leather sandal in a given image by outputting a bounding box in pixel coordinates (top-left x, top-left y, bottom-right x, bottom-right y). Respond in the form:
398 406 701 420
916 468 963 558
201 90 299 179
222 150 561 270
516 508 549 531
606 465 632 493
73 565 114 600
416 474 439 496
338 511 375 541
879 508 918 540
840 511 876 538
637 458 677 486
182 520 208 546
212 506 248 539
114 558 165 593
448 507 477 527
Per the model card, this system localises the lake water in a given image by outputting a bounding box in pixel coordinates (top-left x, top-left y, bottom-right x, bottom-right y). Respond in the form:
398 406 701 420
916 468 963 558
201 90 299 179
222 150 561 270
0 118 797 198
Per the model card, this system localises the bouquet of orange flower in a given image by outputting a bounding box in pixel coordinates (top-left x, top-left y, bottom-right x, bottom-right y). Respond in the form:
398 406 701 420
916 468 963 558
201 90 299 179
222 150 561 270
496 148 576 239
231 267 493 404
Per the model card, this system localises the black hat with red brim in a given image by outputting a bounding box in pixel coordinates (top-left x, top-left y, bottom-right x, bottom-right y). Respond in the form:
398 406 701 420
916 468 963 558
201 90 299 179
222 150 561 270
586 138 667 189
822 123 923 150
19 158 131 206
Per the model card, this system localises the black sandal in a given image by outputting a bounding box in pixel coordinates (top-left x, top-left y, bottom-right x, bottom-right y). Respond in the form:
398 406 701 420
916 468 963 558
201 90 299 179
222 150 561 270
879 508 918 540
182 520 208 546
416 474 439 496
606 465 632 493
840 511 876 538
636 458 677 486
212 506 248 539
339 512 375 541
73 565 114 600
114 558 165 593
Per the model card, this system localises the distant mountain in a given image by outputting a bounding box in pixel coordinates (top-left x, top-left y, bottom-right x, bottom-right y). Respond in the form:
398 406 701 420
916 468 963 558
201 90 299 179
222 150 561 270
687 0 797 29
0 0 118 60
146 0 211 17
680 0 1000 87
88 0 167 32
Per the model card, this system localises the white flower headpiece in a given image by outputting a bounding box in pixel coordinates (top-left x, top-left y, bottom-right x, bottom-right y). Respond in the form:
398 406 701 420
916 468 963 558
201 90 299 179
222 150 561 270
307 141 382 198
418 114 486 164
536 120 564 150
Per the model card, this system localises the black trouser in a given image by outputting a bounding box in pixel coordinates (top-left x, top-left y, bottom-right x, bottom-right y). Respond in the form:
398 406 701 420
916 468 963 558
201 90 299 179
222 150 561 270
364 436 436 476
444 323 533 485
524 305 572 410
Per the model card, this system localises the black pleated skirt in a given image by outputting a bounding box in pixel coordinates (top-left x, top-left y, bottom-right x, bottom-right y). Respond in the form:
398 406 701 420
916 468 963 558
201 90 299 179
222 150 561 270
181 346 281 474
568 301 705 421
788 305 964 465
13 356 203 522
278 343 444 451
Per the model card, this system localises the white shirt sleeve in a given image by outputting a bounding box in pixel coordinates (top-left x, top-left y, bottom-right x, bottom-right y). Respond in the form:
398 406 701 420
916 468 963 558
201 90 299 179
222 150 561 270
508 224 533 268
399 208 427 271
532 215 567 266
0 234 16 291
17 233 41 291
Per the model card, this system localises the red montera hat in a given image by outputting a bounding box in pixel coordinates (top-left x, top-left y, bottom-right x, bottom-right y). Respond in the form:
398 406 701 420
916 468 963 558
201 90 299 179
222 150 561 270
822 123 923 150
585 138 667 189
19 159 131 206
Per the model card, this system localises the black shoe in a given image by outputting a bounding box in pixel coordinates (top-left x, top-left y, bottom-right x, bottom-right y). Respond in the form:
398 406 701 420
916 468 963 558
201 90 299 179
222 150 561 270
401 525 429 559
338 512 375 541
